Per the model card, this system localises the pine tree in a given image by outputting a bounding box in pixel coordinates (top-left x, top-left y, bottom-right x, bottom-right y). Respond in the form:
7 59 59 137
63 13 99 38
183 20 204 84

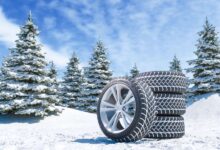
0 69 2 84
0 69 2 96
130 63 139 77
80 41 112 112
78 67 90 110
48 61 57 79
125 73 129 78
0 12 59 116
47 61 60 105
187 18 220 96
60 53 83 108
169 55 182 72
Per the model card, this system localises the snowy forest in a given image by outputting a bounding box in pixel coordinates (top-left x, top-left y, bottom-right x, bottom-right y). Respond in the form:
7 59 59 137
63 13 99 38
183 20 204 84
0 13 220 117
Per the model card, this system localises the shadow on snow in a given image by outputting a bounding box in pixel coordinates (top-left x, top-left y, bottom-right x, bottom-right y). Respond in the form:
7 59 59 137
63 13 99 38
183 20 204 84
0 114 43 124
73 137 162 145
74 137 116 144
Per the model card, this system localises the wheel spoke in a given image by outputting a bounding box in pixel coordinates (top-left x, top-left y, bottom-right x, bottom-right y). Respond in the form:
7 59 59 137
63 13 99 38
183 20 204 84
111 87 118 103
116 85 122 104
111 112 119 131
120 113 130 129
122 90 133 105
101 107 116 112
107 112 117 129
102 101 115 108
123 97 135 106
122 111 133 124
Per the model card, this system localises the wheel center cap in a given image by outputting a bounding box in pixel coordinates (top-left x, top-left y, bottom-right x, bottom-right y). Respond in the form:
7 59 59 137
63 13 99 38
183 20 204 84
117 105 123 111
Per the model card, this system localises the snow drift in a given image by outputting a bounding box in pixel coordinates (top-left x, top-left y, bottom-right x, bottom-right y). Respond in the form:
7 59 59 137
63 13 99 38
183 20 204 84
0 94 220 149
186 93 220 122
185 94 220 138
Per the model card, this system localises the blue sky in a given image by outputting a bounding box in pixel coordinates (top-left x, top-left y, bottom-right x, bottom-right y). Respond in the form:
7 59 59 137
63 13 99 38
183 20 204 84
1 0 220 77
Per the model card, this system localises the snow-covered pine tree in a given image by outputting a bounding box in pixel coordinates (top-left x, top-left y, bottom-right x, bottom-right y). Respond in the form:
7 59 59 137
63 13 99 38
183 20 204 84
60 53 83 108
169 55 182 72
47 61 60 105
48 61 57 79
125 73 129 78
187 18 220 96
0 12 59 116
80 41 112 113
0 58 13 113
130 63 139 77
77 67 90 110
0 68 2 83
0 69 2 96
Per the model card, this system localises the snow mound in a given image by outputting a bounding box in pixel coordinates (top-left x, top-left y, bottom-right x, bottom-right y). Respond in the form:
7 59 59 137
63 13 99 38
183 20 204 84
0 108 100 149
184 94 220 141
185 93 220 122
0 95 220 149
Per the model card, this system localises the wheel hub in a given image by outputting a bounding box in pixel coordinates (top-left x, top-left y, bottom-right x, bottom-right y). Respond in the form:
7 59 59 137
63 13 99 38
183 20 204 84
116 105 123 111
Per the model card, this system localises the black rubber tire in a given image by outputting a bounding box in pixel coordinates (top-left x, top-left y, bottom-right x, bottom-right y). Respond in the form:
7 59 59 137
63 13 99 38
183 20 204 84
155 93 186 115
97 78 156 142
145 116 185 138
135 71 187 94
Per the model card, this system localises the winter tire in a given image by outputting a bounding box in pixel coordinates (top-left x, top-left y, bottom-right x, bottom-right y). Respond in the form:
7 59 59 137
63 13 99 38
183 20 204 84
135 71 187 94
97 78 156 142
155 93 186 115
145 116 185 138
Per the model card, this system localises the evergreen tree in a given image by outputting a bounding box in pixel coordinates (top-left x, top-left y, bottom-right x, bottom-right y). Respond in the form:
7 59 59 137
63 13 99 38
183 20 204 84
48 61 57 79
130 63 139 77
169 55 182 72
48 61 60 105
187 18 220 96
60 53 83 108
0 69 2 96
0 69 2 83
125 73 129 78
78 67 90 110
80 41 112 112
0 12 59 116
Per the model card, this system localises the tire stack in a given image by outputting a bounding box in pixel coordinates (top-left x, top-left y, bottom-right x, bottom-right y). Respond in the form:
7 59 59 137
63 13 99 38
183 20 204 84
97 71 187 142
134 71 186 138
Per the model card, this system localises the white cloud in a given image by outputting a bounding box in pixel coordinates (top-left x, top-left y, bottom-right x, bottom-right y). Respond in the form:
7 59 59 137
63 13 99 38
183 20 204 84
51 30 73 42
107 0 121 5
39 1 167 75
50 0 220 76
41 44 69 68
43 17 56 29
0 7 19 47
55 1 180 75
0 7 69 69
3 0 220 77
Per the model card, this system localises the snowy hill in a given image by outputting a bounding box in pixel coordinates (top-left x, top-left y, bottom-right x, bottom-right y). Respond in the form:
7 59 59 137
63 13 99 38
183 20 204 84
0 95 220 150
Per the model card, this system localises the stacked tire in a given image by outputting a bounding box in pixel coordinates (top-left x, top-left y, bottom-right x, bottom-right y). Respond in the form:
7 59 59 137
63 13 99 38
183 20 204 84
97 71 187 142
135 72 186 138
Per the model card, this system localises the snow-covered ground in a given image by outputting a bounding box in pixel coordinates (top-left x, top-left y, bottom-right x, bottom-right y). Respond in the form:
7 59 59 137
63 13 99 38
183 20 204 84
0 94 220 150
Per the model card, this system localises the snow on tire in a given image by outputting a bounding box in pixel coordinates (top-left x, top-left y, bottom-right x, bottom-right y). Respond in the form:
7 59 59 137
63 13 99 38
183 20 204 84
145 116 185 138
97 78 156 142
155 93 186 115
135 71 187 94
